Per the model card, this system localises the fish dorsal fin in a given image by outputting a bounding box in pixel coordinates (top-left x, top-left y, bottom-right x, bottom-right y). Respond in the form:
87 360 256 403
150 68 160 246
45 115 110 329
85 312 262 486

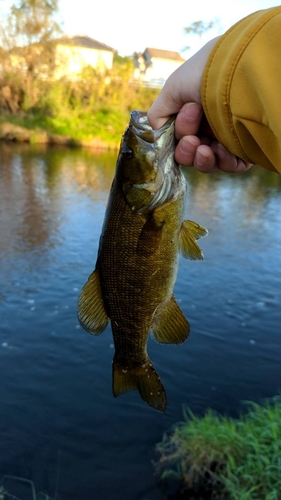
152 295 190 344
179 220 207 260
77 269 109 334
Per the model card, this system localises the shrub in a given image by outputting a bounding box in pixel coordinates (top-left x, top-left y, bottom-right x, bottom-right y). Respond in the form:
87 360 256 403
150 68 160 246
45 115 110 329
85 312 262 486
155 396 281 499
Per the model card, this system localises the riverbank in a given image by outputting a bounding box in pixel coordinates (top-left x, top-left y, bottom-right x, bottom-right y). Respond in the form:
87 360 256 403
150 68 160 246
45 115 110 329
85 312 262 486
0 53 161 150
155 396 281 499
0 80 160 150
0 120 119 149
0 113 123 150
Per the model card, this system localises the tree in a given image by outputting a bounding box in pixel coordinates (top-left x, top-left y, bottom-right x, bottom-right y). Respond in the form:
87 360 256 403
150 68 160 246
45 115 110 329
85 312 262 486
0 0 62 108
184 20 215 37
5 0 60 46
182 19 218 53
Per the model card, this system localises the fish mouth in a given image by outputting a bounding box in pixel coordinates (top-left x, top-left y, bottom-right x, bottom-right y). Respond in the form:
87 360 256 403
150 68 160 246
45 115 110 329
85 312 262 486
130 110 176 148
130 110 177 178
128 111 182 213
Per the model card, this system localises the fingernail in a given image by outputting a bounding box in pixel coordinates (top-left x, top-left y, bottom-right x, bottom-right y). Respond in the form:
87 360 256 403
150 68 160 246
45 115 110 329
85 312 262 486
181 103 203 121
183 136 198 147
195 151 209 166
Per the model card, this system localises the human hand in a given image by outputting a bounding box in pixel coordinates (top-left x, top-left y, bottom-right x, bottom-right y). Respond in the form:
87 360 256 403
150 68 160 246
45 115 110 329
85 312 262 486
148 37 253 173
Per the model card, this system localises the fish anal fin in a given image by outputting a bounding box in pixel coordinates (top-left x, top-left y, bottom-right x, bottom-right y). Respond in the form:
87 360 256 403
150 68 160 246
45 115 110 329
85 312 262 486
137 215 164 257
77 269 109 334
112 356 166 412
179 222 205 260
152 295 190 344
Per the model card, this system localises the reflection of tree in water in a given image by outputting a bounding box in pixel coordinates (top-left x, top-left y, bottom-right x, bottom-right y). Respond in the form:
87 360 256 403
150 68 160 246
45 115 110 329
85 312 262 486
2 144 279 258
18 157 53 251
0 143 117 257
35 147 116 194
58 149 116 197
0 144 58 253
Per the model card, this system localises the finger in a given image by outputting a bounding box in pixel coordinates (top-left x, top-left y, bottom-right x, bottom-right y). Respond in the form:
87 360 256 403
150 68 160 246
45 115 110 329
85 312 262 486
174 103 203 140
175 135 201 165
147 69 187 129
147 94 181 130
194 145 219 173
214 143 253 173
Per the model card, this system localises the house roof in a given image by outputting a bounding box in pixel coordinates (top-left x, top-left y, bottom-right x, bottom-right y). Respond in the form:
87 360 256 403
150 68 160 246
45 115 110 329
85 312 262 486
144 48 185 62
57 35 116 52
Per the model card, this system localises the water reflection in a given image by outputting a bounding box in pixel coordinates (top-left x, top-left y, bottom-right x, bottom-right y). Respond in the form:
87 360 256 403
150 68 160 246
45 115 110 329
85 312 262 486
185 164 281 215
1 142 281 259
0 144 116 257
0 143 280 500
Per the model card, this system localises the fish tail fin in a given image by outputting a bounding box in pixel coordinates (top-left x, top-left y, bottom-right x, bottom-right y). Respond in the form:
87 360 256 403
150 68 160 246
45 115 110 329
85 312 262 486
112 356 167 412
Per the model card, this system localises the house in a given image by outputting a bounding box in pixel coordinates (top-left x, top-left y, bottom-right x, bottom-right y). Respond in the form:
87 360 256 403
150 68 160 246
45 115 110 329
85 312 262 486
133 48 185 87
54 35 116 78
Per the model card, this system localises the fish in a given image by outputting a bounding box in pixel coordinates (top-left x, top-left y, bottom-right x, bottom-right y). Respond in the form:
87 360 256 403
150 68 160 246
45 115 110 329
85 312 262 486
77 110 207 412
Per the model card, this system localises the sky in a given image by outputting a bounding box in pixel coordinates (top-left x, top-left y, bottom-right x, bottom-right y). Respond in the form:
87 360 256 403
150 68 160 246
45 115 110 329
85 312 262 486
59 0 281 58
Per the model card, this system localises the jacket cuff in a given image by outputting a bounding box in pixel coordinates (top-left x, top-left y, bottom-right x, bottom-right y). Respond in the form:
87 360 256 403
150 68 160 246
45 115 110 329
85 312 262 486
201 7 281 170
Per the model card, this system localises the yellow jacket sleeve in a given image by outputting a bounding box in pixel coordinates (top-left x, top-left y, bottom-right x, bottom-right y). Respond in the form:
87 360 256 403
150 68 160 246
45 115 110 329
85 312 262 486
201 7 281 173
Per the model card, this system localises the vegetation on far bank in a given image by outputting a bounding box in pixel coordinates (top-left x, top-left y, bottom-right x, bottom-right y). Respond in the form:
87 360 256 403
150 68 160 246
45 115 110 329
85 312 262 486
155 396 281 500
0 1 160 148
0 2 219 148
0 62 161 148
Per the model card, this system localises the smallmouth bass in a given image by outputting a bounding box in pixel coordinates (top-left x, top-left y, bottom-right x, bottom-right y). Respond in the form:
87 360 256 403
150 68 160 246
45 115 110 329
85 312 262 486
77 111 207 412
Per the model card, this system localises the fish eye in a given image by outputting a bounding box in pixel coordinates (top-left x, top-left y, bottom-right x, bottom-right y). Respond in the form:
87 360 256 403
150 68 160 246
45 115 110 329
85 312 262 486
122 147 133 159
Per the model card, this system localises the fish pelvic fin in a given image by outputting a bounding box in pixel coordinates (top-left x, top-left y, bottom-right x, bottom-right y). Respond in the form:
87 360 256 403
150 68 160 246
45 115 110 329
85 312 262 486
179 219 208 260
112 356 167 412
152 295 190 344
77 269 109 334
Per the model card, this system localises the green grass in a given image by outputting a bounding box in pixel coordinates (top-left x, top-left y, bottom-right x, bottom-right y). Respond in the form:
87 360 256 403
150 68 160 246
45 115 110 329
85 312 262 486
0 108 128 147
46 108 128 143
155 396 281 499
0 56 160 148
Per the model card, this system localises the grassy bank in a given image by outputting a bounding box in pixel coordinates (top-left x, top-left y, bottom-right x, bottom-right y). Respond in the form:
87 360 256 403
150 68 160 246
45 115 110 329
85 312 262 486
155 396 281 499
0 109 127 149
0 63 161 149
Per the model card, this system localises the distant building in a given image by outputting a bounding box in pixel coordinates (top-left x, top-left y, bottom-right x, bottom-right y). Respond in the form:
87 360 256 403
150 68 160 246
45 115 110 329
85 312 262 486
133 48 185 87
54 35 116 78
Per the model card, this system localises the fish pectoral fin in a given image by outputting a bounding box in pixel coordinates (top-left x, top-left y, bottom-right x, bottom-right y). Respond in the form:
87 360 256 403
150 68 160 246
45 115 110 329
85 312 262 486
152 295 190 344
77 269 109 334
179 221 206 260
183 220 208 240
112 356 167 412
137 215 164 257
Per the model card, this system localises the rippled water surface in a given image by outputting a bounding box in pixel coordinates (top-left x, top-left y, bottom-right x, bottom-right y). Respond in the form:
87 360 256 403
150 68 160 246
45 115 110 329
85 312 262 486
0 142 280 499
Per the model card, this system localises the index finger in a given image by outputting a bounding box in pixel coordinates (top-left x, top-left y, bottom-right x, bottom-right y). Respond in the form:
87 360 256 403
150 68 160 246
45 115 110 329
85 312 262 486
174 103 203 140
147 65 189 129
147 87 184 129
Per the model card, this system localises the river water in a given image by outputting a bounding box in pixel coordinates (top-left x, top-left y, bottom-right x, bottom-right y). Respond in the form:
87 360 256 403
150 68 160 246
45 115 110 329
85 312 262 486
0 142 280 500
